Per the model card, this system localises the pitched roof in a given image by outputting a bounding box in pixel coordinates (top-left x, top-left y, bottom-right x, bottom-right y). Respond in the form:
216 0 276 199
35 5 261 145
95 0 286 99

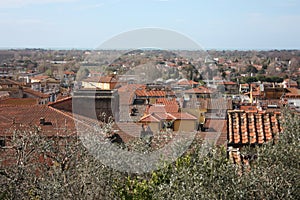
135 88 175 97
139 113 161 122
23 88 50 98
185 86 213 94
0 104 77 137
31 75 50 81
83 76 117 83
227 110 282 145
0 98 38 106
155 97 177 105
168 112 197 120
147 104 179 113
285 88 300 97
139 112 197 123
177 79 198 85
64 70 75 75
118 84 144 105
0 78 21 86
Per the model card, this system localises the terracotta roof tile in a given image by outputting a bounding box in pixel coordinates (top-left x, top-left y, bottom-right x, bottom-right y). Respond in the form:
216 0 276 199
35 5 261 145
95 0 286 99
185 86 213 94
155 98 177 105
118 84 144 105
139 112 197 123
168 112 197 120
23 88 50 98
135 88 175 97
177 79 198 85
0 98 38 106
147 104 179 113
227 110 282 145
0 104 77 137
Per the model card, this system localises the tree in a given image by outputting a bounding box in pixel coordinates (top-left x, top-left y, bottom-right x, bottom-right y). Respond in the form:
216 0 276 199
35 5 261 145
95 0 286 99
242 76 257 84
116 110 300 199
245 65 258 74
76 68 90 81
1 110 299 199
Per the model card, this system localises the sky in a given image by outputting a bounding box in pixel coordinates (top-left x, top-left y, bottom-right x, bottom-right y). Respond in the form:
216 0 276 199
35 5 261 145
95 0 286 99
0 0 299 50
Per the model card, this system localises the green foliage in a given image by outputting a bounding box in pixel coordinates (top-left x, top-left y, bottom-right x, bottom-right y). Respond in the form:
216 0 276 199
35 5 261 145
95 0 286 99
241 76 257 84
265 76 283 83
246 65 258 73
116 110 300 199
76 68 89 81
1 111 299 199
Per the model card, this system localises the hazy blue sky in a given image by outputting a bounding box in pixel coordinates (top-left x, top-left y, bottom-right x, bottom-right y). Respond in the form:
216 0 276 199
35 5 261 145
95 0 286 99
0 0 299 50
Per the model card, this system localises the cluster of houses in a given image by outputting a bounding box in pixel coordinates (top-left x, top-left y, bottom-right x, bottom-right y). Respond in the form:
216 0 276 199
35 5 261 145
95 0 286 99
0 72 300 167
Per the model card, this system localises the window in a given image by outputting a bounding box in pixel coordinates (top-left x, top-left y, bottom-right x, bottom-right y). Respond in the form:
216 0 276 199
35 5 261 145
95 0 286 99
0 139 5 147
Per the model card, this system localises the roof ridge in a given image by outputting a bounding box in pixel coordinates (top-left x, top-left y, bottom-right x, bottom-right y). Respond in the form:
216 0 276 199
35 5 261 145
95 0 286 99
48 106 75 121
48 96 72 106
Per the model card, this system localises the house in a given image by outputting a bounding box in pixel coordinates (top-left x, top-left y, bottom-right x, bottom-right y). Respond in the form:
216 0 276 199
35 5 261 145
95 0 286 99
81 76 117 90
227 110 282 165
282 79 298 88
138 112 197 133
176 79 199 88
183 86 213 100
0 97 109 168
117 84 144 122
0 78 21 89
183 97 232 118
0 91 9 100
30 75 50 83
283 88 300 112
134 84 175 105
23 88 50 104
62 70 76 87
0 103 78 154
31 77 60 95
217 81 239 94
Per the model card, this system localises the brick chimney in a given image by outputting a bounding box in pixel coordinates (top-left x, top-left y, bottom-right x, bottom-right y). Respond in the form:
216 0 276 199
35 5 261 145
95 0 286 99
40 117 45 125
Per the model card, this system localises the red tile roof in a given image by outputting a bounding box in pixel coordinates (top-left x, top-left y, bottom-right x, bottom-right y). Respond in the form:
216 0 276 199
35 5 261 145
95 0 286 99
0 78 22 86
139 112 197 123
0 105 77 137
155 98 177 105
185 86 213 94
135 88 175 97
285 88 300 98
177 79 198 85
49 96 72 106
0 98 38 106
139 113 161 122
64 70 75 75
168 112 197 120
23 88 50 98
118 84 144 105
147 104 179 113
227 110 282 145
31 76 49 81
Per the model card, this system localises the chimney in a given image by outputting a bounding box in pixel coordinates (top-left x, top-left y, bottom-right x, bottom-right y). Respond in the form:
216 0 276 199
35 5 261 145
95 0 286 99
40 117 45 125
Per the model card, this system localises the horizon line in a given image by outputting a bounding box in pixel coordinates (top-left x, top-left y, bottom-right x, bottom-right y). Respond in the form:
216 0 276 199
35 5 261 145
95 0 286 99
0 47 299 51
